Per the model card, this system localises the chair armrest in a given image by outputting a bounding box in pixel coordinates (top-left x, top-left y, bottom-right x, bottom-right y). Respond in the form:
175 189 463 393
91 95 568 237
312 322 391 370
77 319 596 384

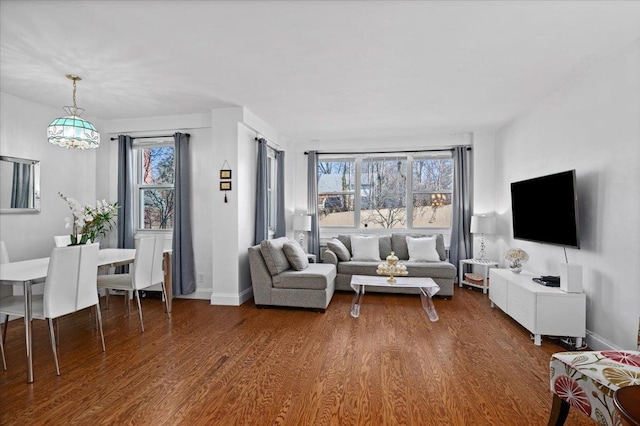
323 249 338 265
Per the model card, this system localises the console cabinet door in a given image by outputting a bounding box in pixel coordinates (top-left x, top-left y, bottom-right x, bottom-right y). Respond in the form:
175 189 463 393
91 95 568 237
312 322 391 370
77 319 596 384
507 281 536 332
489 270 508 311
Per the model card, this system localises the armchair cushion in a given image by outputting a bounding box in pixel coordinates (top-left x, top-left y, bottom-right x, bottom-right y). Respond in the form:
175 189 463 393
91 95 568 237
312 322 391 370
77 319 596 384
283 241 309 271
260 237 291 276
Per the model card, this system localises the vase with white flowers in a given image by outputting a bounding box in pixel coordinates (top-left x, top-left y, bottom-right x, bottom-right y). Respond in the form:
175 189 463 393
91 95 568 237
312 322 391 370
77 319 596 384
59 192 118 245
505 248 529 273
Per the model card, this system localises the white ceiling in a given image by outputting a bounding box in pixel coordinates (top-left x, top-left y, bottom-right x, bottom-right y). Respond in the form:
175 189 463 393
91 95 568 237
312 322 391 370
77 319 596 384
1 1 640 141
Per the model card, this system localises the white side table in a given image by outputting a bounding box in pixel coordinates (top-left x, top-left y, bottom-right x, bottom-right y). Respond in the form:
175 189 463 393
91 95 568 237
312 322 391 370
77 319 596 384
459 259 498 294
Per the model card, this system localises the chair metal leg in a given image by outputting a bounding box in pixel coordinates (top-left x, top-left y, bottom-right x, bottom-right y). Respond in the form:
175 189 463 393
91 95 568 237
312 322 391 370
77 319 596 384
160 280 171 320
547 394 570 426
134 290 144 333
47 319 60 376
0 324 6 371
2 315 8 344
95 302 105 352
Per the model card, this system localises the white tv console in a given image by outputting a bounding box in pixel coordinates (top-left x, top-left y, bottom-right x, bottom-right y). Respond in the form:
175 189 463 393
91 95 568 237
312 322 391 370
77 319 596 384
489 268 586 347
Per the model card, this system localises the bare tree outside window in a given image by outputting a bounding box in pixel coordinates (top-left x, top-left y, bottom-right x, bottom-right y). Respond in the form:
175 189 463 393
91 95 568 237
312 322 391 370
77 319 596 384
139 145 174 229
361 157 407 229
412 157 453 228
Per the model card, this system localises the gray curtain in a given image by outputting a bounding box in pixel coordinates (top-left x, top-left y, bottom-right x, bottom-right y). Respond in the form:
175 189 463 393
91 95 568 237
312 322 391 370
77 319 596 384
307 151 320 258
117 135 134 250
449 146 472 281
254 138 268 244
172 132 196 295
11 163 31 208
274 150 285 238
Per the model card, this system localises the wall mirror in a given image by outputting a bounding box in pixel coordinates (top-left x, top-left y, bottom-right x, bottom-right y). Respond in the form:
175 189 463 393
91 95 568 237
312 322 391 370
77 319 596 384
0 155 41 214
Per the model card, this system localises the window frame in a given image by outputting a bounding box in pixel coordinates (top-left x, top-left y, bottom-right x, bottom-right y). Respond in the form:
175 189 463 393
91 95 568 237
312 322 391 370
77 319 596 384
317 151 454 232
132 138 175 232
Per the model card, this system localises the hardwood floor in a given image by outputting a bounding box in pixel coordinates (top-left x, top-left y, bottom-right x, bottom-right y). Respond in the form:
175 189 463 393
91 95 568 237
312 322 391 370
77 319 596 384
1 288 594 425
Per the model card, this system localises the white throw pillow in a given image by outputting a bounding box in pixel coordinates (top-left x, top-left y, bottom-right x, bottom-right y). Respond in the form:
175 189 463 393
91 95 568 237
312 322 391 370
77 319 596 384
350 235 380 261
406 236 439 262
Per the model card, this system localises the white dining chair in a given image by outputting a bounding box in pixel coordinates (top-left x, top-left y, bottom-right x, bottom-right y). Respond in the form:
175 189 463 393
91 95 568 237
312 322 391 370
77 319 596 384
0 243 104 375
97 236 169 333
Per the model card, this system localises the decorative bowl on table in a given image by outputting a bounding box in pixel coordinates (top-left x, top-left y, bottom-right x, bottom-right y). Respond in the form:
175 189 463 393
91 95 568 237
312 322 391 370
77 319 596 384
376 251 408 283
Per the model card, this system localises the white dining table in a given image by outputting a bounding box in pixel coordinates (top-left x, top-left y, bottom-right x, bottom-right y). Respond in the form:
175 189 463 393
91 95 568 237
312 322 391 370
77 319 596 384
0 249 137 383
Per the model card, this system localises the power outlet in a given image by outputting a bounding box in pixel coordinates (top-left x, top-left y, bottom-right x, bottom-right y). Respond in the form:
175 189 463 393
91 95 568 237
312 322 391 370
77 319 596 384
197 273 204 284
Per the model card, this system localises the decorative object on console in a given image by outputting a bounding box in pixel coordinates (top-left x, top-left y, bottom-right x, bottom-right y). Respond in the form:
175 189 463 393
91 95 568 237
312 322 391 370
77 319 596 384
470 214 495 261
59 192 118 245
376 251 408 283
47 75 100 149
560 263 583 293
292 214 312 251
505 248 528 273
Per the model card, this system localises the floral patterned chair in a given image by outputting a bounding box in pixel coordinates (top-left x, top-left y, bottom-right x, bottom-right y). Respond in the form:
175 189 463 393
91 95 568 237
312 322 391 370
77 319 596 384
548 319 640 426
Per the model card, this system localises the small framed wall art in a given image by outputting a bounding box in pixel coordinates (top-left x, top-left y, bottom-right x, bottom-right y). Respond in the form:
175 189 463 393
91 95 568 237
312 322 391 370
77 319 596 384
220 181 232 191
220 169 232 180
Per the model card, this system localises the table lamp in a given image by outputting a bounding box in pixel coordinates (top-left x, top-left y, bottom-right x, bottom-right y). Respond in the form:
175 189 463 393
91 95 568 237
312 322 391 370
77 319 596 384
293 214 312 251
470 214 495 261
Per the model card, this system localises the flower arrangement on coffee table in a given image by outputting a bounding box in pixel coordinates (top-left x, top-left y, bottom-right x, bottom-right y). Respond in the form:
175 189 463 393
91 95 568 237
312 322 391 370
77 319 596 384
376 251 408 283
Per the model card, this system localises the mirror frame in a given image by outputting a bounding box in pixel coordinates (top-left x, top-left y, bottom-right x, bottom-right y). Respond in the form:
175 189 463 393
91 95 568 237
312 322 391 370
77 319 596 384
0 155 41 214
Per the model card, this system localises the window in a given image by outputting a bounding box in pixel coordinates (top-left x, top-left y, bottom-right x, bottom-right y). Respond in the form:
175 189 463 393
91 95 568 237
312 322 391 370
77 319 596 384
134 140 175 230
317 152 453 230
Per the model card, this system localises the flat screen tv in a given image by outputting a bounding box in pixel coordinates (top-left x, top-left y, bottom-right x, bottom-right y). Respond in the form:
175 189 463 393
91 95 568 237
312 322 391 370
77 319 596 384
510 170 580 248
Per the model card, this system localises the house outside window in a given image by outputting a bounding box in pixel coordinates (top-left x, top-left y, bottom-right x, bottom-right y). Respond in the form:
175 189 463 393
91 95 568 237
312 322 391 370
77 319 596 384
317 152 453 230
134 139 175 230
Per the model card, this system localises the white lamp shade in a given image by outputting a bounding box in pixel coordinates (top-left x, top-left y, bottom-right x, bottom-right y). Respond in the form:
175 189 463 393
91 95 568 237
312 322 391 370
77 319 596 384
470 215 495 234
293 214 312 232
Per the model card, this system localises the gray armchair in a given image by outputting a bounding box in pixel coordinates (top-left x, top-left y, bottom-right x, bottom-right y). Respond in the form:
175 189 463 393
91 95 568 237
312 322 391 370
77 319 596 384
248 239 336 312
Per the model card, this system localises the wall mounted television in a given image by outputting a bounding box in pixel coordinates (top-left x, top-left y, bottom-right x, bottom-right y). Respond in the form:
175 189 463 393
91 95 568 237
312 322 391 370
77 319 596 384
510 170 580 248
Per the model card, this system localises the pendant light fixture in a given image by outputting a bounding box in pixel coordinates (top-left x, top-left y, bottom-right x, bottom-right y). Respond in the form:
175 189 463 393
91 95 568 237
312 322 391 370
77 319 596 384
47 74 100 149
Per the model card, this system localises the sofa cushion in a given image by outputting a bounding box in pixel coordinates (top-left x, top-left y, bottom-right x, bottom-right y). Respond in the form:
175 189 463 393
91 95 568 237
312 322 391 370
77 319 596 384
327 238 351 261
273 263 337 290
351 235 381 261
391 233 446 261
407 236 440 262
283 241 309 271
337 234 352 255
337 260 455 279
260 237 291 276
379 235 392 260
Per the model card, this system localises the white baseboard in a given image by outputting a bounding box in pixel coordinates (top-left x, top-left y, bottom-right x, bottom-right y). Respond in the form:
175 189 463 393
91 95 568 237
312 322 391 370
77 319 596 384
176 289 212 300
210 287 253 306
585 329 622 351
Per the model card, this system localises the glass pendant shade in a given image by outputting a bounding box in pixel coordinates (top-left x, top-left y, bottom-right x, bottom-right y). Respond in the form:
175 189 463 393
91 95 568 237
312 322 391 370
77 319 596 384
47 75 100 149
47 109 100 149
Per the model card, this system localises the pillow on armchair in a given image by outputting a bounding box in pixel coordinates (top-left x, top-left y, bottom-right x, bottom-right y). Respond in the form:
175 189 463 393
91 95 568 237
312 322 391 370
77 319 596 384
282 241 309 271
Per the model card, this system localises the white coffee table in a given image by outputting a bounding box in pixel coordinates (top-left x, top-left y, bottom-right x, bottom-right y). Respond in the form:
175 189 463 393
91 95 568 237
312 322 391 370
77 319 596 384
349 275 440 322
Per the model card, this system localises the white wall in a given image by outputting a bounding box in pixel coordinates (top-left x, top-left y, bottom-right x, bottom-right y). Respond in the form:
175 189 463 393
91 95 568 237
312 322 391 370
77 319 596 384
104 113 214 300
0 92 98 261
471 131 497 261
493 40 640 350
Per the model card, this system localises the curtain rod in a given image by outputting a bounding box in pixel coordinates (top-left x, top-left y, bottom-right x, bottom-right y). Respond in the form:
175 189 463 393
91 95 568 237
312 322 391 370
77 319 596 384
109 134 190 141
303 146 471 155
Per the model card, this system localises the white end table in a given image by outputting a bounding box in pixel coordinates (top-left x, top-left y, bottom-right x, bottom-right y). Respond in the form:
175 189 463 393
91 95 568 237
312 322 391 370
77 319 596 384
459 258 498 294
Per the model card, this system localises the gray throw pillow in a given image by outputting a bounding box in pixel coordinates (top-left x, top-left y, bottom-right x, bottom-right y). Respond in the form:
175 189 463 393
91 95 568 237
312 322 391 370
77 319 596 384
259 237 291 276
282 241 309 271
327 238 351 261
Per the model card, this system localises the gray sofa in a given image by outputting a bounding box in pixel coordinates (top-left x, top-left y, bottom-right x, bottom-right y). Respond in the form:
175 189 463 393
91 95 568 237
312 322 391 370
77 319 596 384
248 238 336 312
322 233 456 297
